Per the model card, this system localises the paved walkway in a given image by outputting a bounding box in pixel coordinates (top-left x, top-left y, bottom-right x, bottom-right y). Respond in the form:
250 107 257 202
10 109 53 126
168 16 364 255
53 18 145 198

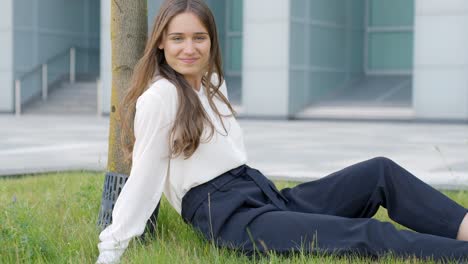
1 114 467 189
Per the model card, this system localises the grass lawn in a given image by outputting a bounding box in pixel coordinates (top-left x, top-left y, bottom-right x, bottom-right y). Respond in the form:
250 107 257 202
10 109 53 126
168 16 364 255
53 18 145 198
1 171 467 264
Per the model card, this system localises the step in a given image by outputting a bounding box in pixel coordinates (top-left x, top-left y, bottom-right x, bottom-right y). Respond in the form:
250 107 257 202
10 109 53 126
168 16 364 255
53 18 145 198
32 98 97 105
24 110 97 115
50 90 96 95
27 103 97 109
46 96 97 103
26 106 97 113
24 81 101 115
47 94 97 100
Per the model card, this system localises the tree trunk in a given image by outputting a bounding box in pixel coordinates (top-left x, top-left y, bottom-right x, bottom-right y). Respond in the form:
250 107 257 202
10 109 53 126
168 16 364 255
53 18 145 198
108 0 147 175
97 0 147 229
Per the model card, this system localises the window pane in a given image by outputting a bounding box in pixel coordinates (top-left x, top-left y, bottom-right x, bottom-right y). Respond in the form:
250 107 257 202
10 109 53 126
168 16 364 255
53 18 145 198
309 71 346 102
310 0 345 24
369 0 414 27
291 0 307 19
229 0 243 32
229 36 242 72
368 32 413 71
309 26 346 70
289 70 308 112
348 0 365 28
348 29 364 72
290 22 306 66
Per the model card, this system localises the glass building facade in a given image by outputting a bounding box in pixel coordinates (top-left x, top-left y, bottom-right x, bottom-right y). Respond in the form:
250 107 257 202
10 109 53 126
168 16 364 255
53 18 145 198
289 0 414 114
1 0 467 120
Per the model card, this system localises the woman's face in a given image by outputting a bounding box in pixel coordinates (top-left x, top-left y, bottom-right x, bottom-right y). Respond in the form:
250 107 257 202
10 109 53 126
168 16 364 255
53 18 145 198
158 12 211 83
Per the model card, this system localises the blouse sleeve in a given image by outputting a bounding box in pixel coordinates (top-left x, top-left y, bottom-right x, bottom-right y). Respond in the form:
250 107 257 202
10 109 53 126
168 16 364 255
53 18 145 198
96 92 171 263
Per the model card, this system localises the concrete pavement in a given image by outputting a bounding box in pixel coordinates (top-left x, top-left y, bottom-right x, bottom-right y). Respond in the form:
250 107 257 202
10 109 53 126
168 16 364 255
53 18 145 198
1 114 467 189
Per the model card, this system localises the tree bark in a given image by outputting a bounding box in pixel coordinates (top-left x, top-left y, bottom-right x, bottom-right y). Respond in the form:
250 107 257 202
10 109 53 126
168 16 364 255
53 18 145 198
108 0 147 175
98 0 147 229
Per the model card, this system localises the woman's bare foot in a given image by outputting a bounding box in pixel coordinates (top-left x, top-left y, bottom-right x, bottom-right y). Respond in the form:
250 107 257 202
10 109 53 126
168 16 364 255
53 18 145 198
456 213 468 241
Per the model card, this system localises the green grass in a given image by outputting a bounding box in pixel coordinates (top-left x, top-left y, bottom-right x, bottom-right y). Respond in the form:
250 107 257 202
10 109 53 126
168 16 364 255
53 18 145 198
0 172 467 264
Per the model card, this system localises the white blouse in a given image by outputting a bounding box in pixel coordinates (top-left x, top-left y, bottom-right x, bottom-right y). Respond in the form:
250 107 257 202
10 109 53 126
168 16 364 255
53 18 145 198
96 77 248 263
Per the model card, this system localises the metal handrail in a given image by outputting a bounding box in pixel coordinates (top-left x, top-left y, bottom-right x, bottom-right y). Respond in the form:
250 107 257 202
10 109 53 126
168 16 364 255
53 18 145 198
14 46 99 116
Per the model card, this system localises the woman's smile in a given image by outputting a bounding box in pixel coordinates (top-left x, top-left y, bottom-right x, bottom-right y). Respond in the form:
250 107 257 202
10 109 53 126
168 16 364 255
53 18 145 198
180 58 198 64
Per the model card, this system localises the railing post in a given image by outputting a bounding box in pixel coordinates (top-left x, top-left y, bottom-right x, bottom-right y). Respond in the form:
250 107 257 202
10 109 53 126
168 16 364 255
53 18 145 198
42 64 48 101
15 80 21 116
70 47 76 83
97 78 102 117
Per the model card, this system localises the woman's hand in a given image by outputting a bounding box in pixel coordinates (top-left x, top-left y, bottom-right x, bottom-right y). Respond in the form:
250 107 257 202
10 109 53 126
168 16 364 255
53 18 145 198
96 250 122 264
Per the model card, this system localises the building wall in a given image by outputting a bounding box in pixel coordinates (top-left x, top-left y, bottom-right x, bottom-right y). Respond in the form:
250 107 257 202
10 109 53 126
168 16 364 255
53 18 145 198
0 0 13 112
98 0 467 120
242 0 290 117
11 0 99 109
100 0 111 115
413 0 468 120
147 0 164 27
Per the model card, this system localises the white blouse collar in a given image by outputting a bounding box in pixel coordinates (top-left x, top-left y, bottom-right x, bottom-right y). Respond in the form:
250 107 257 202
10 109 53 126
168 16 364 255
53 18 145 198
195 84 204 97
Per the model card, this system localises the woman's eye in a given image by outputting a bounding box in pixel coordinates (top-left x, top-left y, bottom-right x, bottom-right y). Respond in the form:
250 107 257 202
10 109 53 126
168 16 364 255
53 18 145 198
171 36 206 41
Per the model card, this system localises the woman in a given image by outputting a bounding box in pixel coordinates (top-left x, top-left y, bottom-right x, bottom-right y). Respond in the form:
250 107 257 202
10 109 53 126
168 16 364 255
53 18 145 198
97 0 468 263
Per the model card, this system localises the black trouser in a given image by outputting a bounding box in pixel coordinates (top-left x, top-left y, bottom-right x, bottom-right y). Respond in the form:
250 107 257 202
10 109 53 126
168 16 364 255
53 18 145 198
181 157 468 262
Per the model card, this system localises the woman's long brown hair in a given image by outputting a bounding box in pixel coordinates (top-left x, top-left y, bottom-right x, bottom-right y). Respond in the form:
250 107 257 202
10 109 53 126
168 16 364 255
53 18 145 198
119 0 237 166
